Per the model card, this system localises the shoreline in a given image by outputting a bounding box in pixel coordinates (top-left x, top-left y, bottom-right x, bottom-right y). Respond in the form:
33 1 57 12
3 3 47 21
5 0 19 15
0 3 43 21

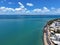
43 18 60 45
43 27 54 45
43 22 55 45
44 32 48 45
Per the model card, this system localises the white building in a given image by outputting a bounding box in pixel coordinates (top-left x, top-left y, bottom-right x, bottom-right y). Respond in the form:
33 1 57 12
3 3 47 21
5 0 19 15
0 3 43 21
49 20 60 45
51 34 60 45
50 21 60 32
50 21 60 27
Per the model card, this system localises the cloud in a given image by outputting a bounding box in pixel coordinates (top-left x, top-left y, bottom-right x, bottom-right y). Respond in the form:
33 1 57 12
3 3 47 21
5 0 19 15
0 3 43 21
40 7 50 14
31 7 50 15
0 2 60 15
0 7 14 11
0 7 15 14
26 3 34 6
18 2 25 8
31 7 60 15
15 8 27 11
33 8 41 13
0 2 28 15
0 6 28 15
0 6 58 15
43 7 50 12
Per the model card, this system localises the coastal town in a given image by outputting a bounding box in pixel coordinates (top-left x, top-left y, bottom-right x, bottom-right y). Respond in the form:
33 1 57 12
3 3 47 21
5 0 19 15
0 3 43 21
44 19 60 45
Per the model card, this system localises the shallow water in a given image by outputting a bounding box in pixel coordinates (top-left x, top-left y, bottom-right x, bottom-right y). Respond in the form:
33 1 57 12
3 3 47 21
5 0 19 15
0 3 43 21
0 18 56 45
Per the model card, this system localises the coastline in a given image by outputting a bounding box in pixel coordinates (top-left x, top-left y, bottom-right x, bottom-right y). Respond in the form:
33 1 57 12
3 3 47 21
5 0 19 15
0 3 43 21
43 26 54 45
43 26 49 45
43 22 54 45
44 32 48 45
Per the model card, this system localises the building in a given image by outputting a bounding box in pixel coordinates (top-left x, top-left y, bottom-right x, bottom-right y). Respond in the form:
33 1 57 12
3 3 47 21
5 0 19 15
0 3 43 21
49 20 60 45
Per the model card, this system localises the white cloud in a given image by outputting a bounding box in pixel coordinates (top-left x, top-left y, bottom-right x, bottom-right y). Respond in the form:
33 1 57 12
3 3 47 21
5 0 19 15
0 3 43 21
0 2 60 15
0 7 15 14
0 2 27 15
42 7 50 13
15 8 22 11
18 2 24 8
26 3 34 6
31 7 50 15
33 8 41 13
0 6 27 15
26 10 30 13
0 6 57 15
0 7 14 11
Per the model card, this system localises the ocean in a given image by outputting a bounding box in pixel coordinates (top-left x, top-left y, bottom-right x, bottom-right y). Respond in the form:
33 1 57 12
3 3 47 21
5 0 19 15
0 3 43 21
0 15 59 45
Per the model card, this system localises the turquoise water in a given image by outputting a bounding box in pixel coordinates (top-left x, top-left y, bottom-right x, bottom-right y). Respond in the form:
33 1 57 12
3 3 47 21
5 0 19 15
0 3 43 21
0 18 56 45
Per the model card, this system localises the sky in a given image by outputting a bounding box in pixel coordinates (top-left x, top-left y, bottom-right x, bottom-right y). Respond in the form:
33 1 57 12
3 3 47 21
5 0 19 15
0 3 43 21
0 0 60 15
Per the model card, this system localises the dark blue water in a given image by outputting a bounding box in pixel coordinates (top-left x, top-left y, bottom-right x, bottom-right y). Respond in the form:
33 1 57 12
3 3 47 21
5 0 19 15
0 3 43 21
0 15 60 19
0 15 60 45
